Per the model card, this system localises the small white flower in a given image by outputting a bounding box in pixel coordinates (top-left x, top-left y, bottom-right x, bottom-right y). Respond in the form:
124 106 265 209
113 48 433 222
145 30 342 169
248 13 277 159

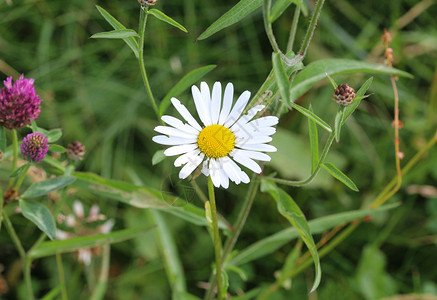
153 82 278 188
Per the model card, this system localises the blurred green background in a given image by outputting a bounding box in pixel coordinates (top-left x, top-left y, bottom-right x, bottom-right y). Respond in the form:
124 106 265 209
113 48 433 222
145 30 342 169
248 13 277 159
1 0 437 299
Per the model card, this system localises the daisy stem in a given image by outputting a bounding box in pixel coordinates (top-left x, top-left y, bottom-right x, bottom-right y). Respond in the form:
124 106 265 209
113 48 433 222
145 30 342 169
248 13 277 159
138 7 159 119
286 6 301 53
262 0 281 53
8 129 18 188
207 176 223 300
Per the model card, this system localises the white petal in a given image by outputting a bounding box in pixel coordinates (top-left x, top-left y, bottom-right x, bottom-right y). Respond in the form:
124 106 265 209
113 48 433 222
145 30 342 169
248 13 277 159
248 116 279 128
230 105 264 131
99 219 115 234
89 205 100 218
201 159 210 176
161 115 200 135
235 135 272 147
164 144 198 156
219 167 229 189
174 149 200 167
210 82 222 124
239 143 277 152
192 85 211 126
153 135 197 145
154 125 197 139
73 201 84 219
240 171 250 183
223 90 251 128
231 149 271 162
179 152 205 179
220 157 241 184
218 83 234 125
209 159 221 187
170 98 202 131
232 151 262 173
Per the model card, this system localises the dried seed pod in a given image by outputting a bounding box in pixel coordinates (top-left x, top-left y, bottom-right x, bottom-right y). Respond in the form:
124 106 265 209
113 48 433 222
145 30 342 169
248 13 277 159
333 84 356 106
138 0 158 6
67 141 86 160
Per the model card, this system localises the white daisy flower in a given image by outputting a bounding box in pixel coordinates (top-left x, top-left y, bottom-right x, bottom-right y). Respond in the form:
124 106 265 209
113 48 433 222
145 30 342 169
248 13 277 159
153 82 278 188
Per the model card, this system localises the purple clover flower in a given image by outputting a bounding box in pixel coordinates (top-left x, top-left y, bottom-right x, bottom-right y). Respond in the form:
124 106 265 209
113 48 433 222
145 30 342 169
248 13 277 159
0 75 42 129
20 132 49 163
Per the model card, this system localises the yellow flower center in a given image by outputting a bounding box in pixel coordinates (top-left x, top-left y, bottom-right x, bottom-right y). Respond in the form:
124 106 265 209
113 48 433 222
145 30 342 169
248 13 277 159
197 124 235 158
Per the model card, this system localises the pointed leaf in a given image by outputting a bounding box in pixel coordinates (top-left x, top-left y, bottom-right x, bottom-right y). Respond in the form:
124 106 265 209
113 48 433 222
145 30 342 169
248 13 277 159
91 29 139 39
46 128 62 143
197 0 262 40
229 203 399 266
272 52 290 104
29 225 154 259
321 162 358 191
19 199 56 240
261 180 321 293
21 176 76 198
308 105 319 173
48 144 66 153
152 149 166 165
159 65 216 115
10 164 30 178
290 102 332 132
341 77 373 126
290 59 412 102
270 0 308 23
95 5 139 58
148 9 188 33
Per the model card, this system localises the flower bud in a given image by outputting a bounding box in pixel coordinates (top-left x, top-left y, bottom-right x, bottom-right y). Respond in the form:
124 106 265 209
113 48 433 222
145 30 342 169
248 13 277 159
333 84 356 106
20 132 49 163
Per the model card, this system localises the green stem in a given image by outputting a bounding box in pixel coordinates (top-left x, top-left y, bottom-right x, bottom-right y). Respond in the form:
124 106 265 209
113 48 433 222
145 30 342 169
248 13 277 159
14 164 30 191
3 212 34 299
0 187 4 232
138 7 159 118
90 245 110 300
204 175 259 300
8 129 18 188
207 177 223 300
287 6 301 53
56 253 68 300
298 0 326 57
263 132 335 187
262 0 280 53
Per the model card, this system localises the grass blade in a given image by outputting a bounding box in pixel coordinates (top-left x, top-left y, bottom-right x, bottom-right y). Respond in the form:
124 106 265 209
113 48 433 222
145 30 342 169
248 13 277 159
197 0 262 40
159 65 216 116
308 105 319 173
322 162 358 191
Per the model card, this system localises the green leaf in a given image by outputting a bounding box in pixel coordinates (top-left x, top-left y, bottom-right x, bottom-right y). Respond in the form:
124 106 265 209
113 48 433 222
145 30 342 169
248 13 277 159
48 144 66 153
197 0 263 40
308 105 319 173
0 126 5 153
29 225 154 259
73 172 228 229
148 9 188 33
260 180 321 293
270 0 308 23
10 164 29 178
341 77 373 126
40 285 62 300
95 5 139 58
151 211 186 294
272 52 290 105
325 72 338 89
91 29 139 39
321 162 358 191
152 150 166 165
289 59 412 102
46 128 62 143
30 119 39 133
159 65 216 116
229 203 400 266
289 102 332 132
19 199 56 240
21 176 76 198
334 109 343 142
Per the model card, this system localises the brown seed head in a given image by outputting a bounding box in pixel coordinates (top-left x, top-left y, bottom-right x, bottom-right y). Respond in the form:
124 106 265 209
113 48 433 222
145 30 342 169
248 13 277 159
382 29 392 46
67 141 86 160
333 84 356 106
138 0 158 6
